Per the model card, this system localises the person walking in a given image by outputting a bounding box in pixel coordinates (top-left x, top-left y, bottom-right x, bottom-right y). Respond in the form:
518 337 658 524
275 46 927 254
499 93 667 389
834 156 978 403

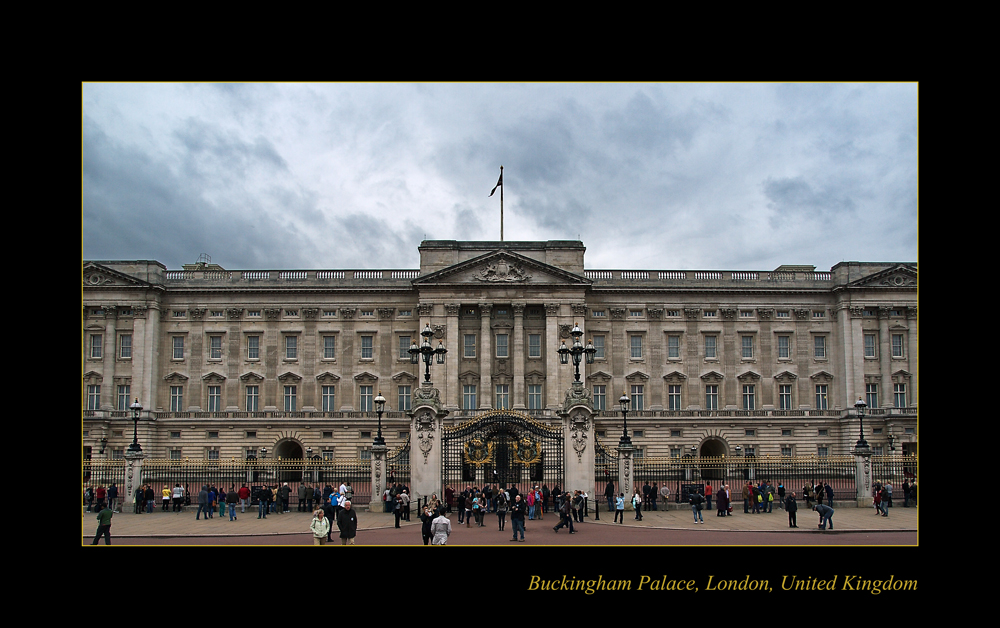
196 485 210 520
91 504 113 545
786 492 798 528
431 506 452 545
310 509 331 545
336 500 359 545
226 487 239 521
553 493 575 534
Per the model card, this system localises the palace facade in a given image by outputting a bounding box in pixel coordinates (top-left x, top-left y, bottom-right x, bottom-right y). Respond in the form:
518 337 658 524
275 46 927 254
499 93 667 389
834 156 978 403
82 240 918 471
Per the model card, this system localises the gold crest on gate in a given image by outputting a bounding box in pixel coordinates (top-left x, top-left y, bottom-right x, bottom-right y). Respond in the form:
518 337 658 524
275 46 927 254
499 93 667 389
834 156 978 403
513 436 542 465
463 437 494 466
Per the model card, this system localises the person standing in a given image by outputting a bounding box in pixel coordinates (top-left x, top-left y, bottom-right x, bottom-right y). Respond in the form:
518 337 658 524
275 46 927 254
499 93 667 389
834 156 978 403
649 483 658 511
877 485 889 517
400 489 411 522
605 480 616 513
632 490 643 521
777 482 786 511
690 489 704 524
162 485 171 512
321 497 336 543
145 484 155 514
337 500 359 545
257 485 270 519
495 488 509 532
91 504 113 545
704 483 713 512
572 491 584 523
786 492 798 528
660 483 671 508
431 506 452 545
298 484 307 512
238 484 251 513
614 493 625 524
716 485 728 517
310 509 330 545
108 483 119 513
420 504 435 545
304 484 315 512
172 483 184 512
226 487 239 521
510 493 527 541
824 482 834 507
280 482 291 513
813 503 834 529
526 488 536 520
444 484 455 514
743 483 751 514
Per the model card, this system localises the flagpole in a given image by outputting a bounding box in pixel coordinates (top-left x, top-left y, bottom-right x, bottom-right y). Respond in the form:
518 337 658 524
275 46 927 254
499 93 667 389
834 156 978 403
500 165 504 242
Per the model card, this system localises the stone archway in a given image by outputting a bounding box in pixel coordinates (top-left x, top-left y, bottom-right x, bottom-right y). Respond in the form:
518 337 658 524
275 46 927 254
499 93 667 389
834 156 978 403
273 439 305 482
698 437 729 482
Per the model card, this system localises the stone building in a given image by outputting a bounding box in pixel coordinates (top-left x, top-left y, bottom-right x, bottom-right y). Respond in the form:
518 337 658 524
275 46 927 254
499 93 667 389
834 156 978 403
82 240 917 487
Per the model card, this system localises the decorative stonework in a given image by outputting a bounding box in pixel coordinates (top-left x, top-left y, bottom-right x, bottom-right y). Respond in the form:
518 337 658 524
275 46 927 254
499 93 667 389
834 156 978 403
189 308 206 320
563 381 593 414
264 308 281 320
721 308 737 319
227 307 243 320
414 409 435 463
610 308 626 320
473 257 531 282
758 308 773 320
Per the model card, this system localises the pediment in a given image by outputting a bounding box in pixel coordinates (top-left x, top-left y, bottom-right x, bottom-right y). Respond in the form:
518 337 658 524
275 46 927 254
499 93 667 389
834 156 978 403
737 370 762 382
240 371 265 383
700 370 725 382
848 264 917 289
163 372 188 383
810 370 834 382
391 371 419 383
202 372 226 382
773 370 797 381
82 262 155 289
412 249 591 287
277 371 302 382
662 371 687 381
316 372 341 383
625 370 649 382
354 371 379 383
587 370 612 383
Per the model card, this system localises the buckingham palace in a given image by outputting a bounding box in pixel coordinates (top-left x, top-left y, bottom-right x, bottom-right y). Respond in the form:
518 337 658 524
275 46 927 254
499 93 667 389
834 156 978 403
82 239 917 498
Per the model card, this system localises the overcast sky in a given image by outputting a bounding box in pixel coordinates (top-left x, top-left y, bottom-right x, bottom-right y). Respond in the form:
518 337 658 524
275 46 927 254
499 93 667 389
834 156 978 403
81 82 918 272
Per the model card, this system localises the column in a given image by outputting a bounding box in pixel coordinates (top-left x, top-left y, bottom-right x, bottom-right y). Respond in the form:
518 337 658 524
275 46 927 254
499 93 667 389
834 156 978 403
545 303 561 409
513 303 525 408
878 307 891 408
102 309 118 410
445 304 460 409
479 303 492 409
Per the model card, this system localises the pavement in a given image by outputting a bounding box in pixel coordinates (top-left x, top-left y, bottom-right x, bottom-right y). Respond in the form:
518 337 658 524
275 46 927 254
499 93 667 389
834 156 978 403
82 500 917 542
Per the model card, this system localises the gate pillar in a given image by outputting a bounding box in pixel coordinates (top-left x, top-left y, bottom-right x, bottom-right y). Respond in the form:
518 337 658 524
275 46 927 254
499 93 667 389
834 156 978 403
410 382 450 503
853 441 873 507
369 443 388 513
560 381 595 497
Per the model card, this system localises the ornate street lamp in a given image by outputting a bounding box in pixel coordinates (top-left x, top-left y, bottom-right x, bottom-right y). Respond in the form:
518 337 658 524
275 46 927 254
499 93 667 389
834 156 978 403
127 398 143 453
618 391 632 446
854 397 869 449
373 390 387 446
410 323 447 383
557 323 596 382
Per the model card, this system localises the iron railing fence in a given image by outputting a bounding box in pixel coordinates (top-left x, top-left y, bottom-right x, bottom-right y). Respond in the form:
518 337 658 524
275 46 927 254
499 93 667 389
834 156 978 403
83 458 377 508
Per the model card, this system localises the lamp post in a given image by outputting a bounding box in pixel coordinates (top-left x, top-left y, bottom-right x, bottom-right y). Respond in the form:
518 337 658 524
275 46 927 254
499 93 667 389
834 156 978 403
557 323 596 382
127 398 143 454
373 390 387 446
410 323 447 383
854 397 869 449
618 392 632 447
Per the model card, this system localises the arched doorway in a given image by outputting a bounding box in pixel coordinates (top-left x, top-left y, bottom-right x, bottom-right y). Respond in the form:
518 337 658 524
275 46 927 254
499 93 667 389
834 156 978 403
273 439 304 482
698 437 729 482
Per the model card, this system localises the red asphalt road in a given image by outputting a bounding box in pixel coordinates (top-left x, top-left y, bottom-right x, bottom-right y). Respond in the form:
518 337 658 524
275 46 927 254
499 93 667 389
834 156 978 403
102 519 918 546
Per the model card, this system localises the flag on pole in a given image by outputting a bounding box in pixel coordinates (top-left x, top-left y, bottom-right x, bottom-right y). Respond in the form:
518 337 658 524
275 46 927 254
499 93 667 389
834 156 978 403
489 172 503 197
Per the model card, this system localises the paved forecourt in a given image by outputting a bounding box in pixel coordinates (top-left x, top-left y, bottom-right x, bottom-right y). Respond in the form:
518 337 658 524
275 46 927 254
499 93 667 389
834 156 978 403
82 500 917 544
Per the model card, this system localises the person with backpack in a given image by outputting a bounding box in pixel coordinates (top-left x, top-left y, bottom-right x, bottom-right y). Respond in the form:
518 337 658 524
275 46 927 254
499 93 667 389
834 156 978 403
690 489 704 524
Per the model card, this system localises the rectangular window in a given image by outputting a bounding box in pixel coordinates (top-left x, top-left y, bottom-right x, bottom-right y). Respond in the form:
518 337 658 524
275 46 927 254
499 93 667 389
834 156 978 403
891 334 904 358
361 336 373 359
464 334 476 358
894 383 907 408
119 334 132 359
463 385 477 410
496 334 508 358
815 384 828 410
495 384 510 409
528 384 542 410
284 386 297 411
668 385 682 411
864 334 877 358
323 336 336 359
866 383 879 409
285 336 298 360
817 446 829 457
741 335 754 359
778 335 790 359
90 334 102 359
246 386 259 411
207 448 220 461
630 384 644 411
208 385 221 412
593 385 606 411
398 385 411 412
322 386 336 412
593 335 605 359
781 446 792 457
209 335 222 360
170 386 183 412
667 335 680 359
705 336 717 359
172 336 184 360
399 336 411 360
528 334 541 358
742 384 755 410
247 336 260 360
630 335 643 359
360 386 373 411
705 385 718 411
814 336 826 359
779 384 792 410
87 385 101 410
116 385 130 410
